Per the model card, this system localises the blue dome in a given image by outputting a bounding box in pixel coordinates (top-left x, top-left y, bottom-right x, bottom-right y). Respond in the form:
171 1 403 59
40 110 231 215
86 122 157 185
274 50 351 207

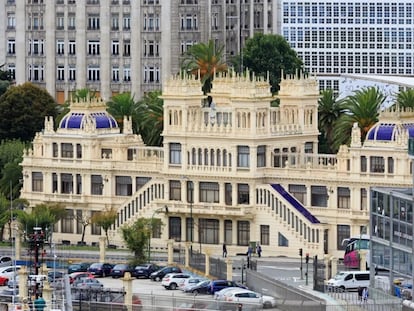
59 112 118 129
366 122 414 141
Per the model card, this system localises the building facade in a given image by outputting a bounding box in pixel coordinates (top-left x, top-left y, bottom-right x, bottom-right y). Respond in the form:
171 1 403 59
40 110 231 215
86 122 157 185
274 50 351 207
4 1 414 103
20 71 414 259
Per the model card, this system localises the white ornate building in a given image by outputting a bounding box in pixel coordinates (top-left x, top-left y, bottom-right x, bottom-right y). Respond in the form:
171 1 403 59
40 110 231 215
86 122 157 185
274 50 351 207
20 71 414 259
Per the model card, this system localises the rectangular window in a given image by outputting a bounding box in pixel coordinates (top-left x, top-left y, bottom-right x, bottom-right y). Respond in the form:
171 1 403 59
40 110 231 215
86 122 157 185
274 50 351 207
225 183 232 205
361 156 367 172
237 221 250 246
311 185 328 207
123 40 131 56
257 145 266 167
169 180 181 201
123 14 131 30
68 40 76 55
76 210 82 234
91 211 102 235
260 225 270 245
169 143 181 164
68 14 76 29
7 13 16 29
360 188 367 210
57 66 65 81
61 210 74 233
87 67 100 81
370 156 384 173
111 14 119 30
53 143 58 157
199 219 219 244
68 67 76 81
7 39 15 54
123 66 131 81
337 187 350 209
337 224 350 250
289 184 306 205
56 14 64 29
61 143 73 158
199 182 219 203
115 176 132 196
112 67 119 82
169 217 181 242
237 145 250 168
61 173 73 194
387 157 394 173
91 175 103 195
111 40 119 55
87 40 100 55
224 220 232 245
101 148 112 158
278 232 289 247
32 172 43 192
57 40 64 55
76 144 82 158
88 15 100 30
237 184 249 204
136 177 151 191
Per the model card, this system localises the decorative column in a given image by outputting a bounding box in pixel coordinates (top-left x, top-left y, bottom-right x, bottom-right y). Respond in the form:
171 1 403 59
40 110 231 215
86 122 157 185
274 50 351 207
167 239 174 265
324 255 331 280
18 266 29 303
359 250 368 271
42 282 53 311
99 236 106 263
123 272 133 311
40 263 48 276
330 256 337 278
15 226 21 260
204 248 210 277
184 241 191 268
226 258 233 281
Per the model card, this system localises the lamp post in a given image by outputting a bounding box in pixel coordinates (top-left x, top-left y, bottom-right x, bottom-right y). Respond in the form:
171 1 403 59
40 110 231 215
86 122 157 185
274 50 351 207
148 206 168 262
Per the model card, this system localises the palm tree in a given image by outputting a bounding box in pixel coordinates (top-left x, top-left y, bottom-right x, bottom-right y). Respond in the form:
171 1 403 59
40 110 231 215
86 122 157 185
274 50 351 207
396 89 414 109
318 89 345 154
181 40 228 94
72 88 96 102
332 87 386 150
136 91 164 146
106 92 139 132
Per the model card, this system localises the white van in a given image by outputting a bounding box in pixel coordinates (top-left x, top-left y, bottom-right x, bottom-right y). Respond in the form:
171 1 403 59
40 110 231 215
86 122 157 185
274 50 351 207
327 271 370 291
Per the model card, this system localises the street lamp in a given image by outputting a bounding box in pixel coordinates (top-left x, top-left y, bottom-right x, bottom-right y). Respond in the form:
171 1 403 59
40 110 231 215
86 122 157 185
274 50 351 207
148 206 168 262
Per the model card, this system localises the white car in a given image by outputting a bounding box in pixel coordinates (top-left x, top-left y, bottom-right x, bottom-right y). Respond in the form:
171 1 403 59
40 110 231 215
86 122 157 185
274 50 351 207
161 273 191 290
179 277 206 291
221 289 277 309
214 287 244 301
0 266 21 279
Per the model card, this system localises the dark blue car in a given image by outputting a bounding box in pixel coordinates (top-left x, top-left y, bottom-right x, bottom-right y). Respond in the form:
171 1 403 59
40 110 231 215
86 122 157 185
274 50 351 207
87 262 113 277
132 263 159 279
209 280 247 294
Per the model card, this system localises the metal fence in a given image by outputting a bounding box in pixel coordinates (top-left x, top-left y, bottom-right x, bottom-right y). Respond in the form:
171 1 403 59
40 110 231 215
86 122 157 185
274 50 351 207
209 256 227 280
189 251 206 273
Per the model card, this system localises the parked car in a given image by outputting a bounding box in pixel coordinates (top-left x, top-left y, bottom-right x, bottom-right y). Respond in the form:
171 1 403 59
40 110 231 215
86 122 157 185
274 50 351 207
48 271 65 283
8 274 47 289
214 287 248 300
110 264 135 278
87 263 113 277
132 264 160 279
0 275 9 286
161 273 191 290
180 277 206 291
0 266 21 279
221 288 277 309
75 277 104 290
69 272 94 285
68 262 91 274
150 266 182 281
0 256 11 263
210 280 248 295
183 280 211 294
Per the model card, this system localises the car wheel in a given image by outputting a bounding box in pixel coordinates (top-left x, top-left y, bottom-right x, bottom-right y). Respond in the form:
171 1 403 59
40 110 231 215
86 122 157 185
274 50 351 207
339 286 345 292
170 283 177 290
192 289 199 295
263 302 272 309
155 276 161 282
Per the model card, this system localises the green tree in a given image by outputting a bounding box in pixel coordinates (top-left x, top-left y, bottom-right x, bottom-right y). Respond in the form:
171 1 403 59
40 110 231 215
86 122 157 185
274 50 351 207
0 82 58 142
72 88 97 102
120 218 152 264
332 87 386 150
0 81 10 98
107 92 139 132
91 207 117 246
136 91 164 146
181 40 228 94
0 194 11 242
16 203 66 239
318 90 345 154
239 33 303 93
396 88 414 109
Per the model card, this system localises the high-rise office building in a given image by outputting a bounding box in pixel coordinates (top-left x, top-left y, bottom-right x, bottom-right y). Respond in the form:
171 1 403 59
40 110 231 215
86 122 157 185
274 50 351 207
1 1 414 103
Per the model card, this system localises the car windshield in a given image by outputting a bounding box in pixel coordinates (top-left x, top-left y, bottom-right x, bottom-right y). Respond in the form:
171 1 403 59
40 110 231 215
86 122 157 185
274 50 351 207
334 272 346 280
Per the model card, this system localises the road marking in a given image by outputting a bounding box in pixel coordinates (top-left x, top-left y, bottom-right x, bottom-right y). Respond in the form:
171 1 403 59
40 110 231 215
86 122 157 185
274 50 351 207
261 266 299 271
